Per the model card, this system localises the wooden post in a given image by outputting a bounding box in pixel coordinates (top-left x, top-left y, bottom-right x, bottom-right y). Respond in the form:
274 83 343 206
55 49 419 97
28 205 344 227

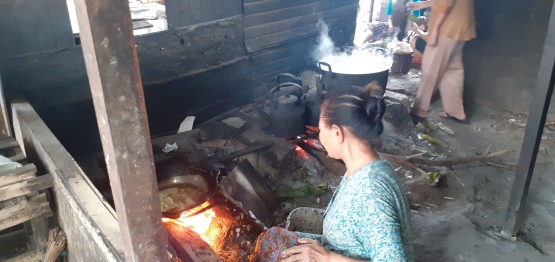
503 1 555 236
73 0 168 261
0 75 12 138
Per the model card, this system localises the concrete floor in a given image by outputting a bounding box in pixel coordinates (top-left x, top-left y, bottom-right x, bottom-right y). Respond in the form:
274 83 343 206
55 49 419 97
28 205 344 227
0 229 29 261
386 70 555 261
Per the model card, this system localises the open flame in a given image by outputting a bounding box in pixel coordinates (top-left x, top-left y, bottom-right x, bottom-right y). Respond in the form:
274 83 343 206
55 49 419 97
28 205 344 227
162 209 216 244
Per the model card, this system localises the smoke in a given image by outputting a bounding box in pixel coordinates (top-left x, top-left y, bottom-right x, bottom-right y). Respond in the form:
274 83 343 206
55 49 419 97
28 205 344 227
311 20 339 62
310 20 393 75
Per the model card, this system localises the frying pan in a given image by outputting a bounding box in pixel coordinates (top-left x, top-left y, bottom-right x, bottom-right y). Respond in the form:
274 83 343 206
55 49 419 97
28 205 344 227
155 142 273 218
158 165 219 219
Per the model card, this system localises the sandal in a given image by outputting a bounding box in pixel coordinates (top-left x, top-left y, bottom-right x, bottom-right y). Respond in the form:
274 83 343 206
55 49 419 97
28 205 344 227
439 113 469 124
411 113 426 125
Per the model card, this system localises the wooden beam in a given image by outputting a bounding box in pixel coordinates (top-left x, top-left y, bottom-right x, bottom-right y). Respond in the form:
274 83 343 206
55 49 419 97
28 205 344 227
0 138 20 152
0 194 51 231
0 75 12 138
73 0 168 260
0 164 37 187
0 196 29 221
29 216 50 249
0 174 53 201
503 0 555 236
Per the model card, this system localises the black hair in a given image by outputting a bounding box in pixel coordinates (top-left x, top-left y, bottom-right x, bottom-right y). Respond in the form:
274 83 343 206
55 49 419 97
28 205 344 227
320 82 386 141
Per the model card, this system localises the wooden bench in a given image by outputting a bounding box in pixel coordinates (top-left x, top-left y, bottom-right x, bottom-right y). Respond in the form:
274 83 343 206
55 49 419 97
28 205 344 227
0 137 54 259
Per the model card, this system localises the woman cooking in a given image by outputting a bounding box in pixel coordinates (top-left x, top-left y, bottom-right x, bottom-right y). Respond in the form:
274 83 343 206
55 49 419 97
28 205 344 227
254 84 413 262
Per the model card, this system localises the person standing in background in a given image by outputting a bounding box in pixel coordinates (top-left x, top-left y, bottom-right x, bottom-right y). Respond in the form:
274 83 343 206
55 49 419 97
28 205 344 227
386 0 421 32
409 0 476 124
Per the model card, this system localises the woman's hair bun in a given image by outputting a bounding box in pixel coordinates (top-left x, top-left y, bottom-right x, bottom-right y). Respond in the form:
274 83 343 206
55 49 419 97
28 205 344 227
362 82 386 121
320 82 387 141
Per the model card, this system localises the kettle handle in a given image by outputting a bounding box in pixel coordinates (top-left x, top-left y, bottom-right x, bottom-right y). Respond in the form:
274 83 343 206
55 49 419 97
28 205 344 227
277 73 302 86
318 62 332 73
270 82 306 107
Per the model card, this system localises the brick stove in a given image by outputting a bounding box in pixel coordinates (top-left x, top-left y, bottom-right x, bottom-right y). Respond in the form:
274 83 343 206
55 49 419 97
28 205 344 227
76 106 343 262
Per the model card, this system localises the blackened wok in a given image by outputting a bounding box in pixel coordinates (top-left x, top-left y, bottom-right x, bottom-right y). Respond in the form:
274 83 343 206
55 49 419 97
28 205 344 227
158 165 219 219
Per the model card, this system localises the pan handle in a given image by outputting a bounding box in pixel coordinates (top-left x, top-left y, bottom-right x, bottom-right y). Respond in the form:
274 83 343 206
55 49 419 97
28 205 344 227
318 62 332 73
210 168 222 183
180 202 218 218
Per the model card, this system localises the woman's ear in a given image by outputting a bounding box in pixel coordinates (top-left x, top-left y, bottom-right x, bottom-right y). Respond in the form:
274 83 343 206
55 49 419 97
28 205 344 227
331 124 345 144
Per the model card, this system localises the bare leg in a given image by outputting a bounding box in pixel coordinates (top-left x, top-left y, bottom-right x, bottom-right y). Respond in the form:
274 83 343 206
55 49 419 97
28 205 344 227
410 37 423 57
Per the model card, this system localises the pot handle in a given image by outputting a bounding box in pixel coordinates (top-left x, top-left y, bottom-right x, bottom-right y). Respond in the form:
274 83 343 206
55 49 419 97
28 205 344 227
210 168 222 183
277 73 302 86
315 74 323 103
318 62 332 73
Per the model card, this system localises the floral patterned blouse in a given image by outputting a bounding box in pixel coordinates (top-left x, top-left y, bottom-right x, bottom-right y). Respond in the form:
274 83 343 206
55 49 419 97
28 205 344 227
296 161 413 262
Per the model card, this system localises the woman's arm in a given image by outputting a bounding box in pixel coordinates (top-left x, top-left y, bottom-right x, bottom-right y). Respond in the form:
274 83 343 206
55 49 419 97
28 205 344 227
426 0 453 46
409 0 433 10
355 32 374 49
410 24 428 38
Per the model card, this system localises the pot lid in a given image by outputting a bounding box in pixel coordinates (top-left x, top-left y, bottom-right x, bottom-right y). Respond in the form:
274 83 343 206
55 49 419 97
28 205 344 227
276 94 298 104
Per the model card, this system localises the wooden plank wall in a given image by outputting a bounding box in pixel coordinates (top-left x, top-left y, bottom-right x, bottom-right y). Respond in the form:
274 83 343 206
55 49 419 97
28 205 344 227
244 0 359 98
165 0 243 28
0 0 74 59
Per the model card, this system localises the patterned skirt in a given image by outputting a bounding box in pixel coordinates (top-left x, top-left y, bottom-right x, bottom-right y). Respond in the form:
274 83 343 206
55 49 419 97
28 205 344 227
252 227 299 262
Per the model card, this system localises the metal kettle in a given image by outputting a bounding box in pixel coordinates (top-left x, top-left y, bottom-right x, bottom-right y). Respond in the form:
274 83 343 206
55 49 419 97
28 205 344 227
255 82 306 138
276 73 323 127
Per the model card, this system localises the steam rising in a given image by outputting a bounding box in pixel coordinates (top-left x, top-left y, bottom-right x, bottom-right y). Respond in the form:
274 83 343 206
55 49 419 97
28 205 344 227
311 20 393 75
311 20 337 62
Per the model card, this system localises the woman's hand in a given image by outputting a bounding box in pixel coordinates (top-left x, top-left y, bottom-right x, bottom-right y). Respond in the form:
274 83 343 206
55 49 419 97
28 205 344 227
427 30 439 47
282 238 331 262
410 23 420 33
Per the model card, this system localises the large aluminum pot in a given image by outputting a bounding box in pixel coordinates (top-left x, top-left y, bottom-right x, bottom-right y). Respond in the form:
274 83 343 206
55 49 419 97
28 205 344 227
317 48 390 95
317 62 388 96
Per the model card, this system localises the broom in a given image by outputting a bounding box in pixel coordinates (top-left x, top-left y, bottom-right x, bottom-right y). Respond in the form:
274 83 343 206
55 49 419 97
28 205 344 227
43 227 67 262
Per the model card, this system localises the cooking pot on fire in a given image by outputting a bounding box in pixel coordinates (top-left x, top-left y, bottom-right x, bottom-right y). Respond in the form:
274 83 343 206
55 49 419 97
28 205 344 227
158 165 220 219
255 82 306 138
317 48 391 96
